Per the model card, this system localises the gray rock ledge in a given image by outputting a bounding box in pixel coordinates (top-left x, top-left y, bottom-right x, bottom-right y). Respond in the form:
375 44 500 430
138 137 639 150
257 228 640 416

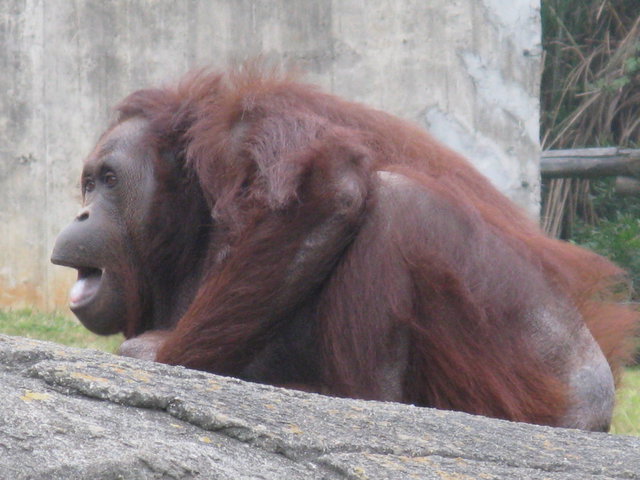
1 334 638 479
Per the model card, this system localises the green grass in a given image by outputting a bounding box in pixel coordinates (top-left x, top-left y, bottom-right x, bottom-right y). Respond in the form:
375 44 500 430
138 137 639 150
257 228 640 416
0 308 638 435
612 366 640 436
0 308 122 353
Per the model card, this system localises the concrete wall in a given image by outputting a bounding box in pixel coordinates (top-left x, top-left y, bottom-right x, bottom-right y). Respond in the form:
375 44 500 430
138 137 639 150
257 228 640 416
0 0 542 310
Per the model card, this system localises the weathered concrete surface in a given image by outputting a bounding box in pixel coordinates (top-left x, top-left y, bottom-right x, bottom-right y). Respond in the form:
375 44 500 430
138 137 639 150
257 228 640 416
1 334 638 480
0 0 542 311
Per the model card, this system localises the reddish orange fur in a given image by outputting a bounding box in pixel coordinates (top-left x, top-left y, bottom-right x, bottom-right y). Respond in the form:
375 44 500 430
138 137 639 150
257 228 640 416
114 67 638 426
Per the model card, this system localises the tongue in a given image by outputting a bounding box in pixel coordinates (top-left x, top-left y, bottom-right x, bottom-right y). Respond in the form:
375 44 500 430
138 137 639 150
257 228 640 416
69 274 101 307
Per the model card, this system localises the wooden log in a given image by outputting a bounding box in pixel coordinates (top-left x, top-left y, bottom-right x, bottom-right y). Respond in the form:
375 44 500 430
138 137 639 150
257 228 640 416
615 176 640 195
541 148 640 178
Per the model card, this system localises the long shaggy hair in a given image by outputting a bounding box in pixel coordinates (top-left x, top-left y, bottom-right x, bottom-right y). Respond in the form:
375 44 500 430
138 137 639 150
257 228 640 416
109 66 637 425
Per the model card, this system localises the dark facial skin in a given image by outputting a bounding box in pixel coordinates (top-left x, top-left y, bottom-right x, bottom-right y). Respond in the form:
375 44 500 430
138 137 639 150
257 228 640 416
51 118 155 335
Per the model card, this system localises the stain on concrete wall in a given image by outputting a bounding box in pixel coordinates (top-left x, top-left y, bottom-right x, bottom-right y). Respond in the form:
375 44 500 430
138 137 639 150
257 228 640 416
0 0 542 310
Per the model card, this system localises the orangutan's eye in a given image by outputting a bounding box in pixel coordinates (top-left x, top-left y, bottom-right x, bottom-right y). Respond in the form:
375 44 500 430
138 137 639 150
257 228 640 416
84 178 96 194
103 171 118 188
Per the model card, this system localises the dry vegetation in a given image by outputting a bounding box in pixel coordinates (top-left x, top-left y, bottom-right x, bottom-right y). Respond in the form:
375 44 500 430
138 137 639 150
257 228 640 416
541 0 640 237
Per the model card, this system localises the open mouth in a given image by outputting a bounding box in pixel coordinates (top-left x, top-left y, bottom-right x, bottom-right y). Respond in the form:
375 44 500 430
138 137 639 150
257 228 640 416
69 267 103 309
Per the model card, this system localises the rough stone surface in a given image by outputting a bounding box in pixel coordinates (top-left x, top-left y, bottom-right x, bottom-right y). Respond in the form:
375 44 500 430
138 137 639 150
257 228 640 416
0 0 542 311
1 334 638 480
